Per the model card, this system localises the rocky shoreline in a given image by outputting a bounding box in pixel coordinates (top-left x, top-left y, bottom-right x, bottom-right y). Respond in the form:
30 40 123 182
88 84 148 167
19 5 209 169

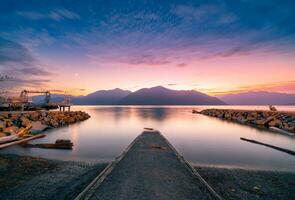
198 109 295 135
0 111 90 140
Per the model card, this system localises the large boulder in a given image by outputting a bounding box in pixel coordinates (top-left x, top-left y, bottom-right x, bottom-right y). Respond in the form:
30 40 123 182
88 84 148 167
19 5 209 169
0 132 6 138
29 112 41 121
42 116 51 125
20 117 32 128
256 116 274 126
0 113 9 119
49 119 59 128
65 116 76 124
0 120 5 131
3 126 18 135
30 121 48 135
4 119 13 127
40 111 47 117
281 123 294 133
10 113 19 121
251 112 258 118
268 119 282 127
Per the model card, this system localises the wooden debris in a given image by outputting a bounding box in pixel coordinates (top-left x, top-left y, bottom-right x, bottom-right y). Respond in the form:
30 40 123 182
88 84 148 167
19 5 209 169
240 137 295 156
144 127 154 131
0 125 32 144
0 134 46 150
21 139 73 150
269 127 294 136
17 125 33 137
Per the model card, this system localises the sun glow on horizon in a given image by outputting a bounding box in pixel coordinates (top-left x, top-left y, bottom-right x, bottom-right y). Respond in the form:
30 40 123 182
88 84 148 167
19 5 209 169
1 0 295 96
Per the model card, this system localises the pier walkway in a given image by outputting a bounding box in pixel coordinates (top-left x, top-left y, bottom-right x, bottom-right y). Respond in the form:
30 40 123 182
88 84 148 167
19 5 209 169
75 130 221 200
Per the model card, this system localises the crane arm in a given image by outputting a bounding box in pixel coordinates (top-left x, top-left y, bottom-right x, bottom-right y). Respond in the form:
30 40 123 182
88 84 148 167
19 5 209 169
22 90 50 94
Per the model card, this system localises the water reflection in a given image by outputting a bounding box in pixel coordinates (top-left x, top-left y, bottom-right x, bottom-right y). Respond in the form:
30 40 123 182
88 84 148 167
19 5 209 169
135 107 171 121
1 106 295 171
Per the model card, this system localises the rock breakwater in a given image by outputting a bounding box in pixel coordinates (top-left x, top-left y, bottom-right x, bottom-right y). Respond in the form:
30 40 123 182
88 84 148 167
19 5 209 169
0 111 90 137
199 109 295 135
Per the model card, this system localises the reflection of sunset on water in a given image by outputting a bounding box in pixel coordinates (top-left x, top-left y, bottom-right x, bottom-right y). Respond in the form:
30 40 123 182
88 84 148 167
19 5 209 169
1 106 295 171
69 124 79 153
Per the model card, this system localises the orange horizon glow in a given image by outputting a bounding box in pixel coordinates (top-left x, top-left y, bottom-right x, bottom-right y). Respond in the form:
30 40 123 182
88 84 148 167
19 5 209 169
36 51 295 97
22 79 295 97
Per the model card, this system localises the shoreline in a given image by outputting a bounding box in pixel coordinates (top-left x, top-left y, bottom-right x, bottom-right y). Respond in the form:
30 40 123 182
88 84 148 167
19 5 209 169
0 110 90 149
197 109 295 136
0 154 294 200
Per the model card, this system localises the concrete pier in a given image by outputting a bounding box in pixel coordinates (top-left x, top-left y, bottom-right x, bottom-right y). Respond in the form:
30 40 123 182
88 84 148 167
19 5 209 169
75 130 221 200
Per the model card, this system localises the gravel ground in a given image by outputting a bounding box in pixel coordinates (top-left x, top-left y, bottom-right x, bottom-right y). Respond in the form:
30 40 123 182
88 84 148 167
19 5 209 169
0 154 107 200
1 154 294 200
196 166 295 200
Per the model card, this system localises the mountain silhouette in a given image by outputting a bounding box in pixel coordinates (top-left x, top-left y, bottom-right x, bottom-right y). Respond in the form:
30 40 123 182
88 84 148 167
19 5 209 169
72 88 131 105
118 86 225 105
219 91 295 105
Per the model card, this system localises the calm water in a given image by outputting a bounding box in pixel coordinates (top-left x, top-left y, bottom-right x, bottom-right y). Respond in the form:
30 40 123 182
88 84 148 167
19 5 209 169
2 106 295 172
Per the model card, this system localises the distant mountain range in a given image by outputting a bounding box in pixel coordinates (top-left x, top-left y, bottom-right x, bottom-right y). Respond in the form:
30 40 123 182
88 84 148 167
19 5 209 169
73 88 131 105
34 86 224 105
219 91 295 105
118 86 224 105
32 87 295 105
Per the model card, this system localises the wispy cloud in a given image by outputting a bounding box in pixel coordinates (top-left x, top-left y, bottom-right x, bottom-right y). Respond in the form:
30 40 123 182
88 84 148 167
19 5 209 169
17 9 80 21
16 11 45 20
177 63 187 68
0 77 51 93
0 74 13 82
173 4 237 25
0 37 53 90
0 37 35 65
0 37 52 75
116 54 171 66
166 83 178 86
49 88 86 95
48 9 80 21
17 67 53 76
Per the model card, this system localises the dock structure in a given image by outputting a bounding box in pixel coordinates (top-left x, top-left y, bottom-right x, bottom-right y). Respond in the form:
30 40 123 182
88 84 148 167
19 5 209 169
58 104 71 111
58 94 71 111
75 130 222 200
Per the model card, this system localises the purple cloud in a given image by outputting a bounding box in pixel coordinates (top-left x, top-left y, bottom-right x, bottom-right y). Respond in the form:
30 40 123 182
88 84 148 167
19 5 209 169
0 37 53 90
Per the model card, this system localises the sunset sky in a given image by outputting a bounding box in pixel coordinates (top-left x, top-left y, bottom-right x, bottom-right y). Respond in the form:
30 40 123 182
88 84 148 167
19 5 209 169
0 0 295 96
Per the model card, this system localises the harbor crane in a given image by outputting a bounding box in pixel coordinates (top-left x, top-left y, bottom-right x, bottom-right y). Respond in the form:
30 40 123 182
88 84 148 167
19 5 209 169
20 90 51 104
1 89 70 111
